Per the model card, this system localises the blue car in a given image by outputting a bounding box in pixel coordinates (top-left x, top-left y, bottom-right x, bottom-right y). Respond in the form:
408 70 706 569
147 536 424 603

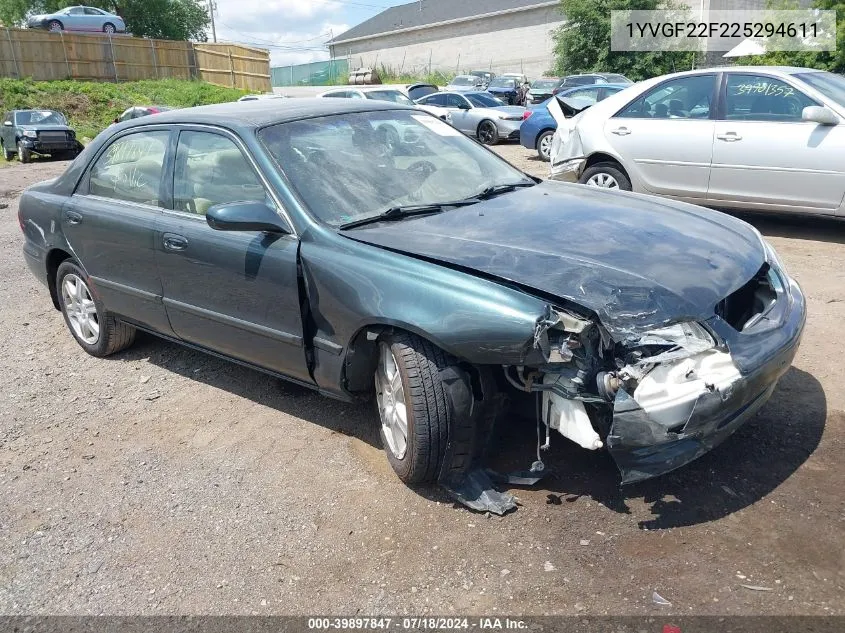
520 84 628 161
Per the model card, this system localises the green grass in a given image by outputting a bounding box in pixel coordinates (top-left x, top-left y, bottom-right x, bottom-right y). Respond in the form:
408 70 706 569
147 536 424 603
0 78 249 142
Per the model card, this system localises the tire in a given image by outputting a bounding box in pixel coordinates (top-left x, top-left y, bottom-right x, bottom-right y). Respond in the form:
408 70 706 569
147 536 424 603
579 161 632 191
375 332 453 484
477 120 499 145
103 23 115 34
17 142 31 164
536 130 554 162
48 20 63 32
2 143 13 161
56 260 136 357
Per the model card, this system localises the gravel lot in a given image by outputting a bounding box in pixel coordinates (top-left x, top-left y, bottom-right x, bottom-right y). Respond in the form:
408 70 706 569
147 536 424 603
0 147 843 616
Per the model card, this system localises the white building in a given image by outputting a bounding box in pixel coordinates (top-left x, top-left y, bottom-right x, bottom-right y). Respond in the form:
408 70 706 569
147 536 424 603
328 0 566 79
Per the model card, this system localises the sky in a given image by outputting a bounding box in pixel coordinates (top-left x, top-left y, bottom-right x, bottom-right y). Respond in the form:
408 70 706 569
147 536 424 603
211 0 410 67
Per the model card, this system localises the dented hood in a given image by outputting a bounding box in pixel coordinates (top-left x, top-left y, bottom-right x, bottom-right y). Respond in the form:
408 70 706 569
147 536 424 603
343 181 765 337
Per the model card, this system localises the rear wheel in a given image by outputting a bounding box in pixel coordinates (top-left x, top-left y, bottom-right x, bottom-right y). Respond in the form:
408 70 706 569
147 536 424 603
17 142 31 164
56 260 136 357
536 130 554 162
48 20 63 32
375 332 452 484
579 162 632 191
477 120 499 145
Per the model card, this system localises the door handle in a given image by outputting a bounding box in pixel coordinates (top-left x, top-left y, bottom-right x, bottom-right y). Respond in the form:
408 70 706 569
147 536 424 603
716 132 742 142
64 210 83 225
162 233 188 251
610 126 631 136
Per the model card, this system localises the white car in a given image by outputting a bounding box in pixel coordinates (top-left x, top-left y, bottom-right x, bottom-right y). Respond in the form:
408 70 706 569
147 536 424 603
319 88 416 106
415 91 525 145
550 66 845 217
445 75 484 92
238 94 287 102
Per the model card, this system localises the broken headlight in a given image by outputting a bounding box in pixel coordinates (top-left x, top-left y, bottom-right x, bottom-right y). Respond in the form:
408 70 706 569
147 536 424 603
635 321 715 360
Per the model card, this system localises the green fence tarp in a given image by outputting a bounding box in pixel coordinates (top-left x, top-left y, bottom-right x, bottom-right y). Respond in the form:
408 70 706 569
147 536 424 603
271 59 349 87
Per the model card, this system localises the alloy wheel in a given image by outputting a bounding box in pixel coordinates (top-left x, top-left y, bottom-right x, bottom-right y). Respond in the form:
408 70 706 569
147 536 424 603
586 172 619 189
539 134 553 160
61 274 100 345
478 122 495 145
375 342 408 460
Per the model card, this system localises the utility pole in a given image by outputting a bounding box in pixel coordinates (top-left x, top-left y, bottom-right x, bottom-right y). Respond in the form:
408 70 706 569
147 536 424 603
208 0 217 43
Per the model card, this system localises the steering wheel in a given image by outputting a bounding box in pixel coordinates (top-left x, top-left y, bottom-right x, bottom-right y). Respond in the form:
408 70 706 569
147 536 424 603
407 160 436 178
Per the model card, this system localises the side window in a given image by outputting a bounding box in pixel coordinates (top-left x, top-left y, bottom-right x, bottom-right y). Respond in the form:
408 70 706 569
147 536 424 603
446 94 467 108
618 75 714 119
173 131 267 216
426 94 447 106
88 130 169 206
68 7 84 14
348 91 365 100
572 87 601 105
323 91 346 98
725 74 817 122
84 8 100 14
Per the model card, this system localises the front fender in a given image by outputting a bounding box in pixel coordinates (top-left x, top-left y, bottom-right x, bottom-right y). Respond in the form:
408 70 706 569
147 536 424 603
299 229 550 397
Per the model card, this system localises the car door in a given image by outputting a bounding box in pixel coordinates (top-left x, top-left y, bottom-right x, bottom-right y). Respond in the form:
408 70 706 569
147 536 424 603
604 73 717 199
83 7 104 31
707 72 845 213
155 127 311 384
446 94 473 132
63 127 173 333
62 7 85 31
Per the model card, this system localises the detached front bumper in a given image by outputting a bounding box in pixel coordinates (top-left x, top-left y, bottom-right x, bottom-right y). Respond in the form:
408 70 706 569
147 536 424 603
607 274 806 484
549 157 586 182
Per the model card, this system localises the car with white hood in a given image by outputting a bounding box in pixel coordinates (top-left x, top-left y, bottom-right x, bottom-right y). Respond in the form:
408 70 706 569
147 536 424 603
550 66 845 217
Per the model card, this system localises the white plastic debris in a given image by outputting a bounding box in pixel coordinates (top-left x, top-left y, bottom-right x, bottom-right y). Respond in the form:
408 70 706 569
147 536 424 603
741 584 774 591
652 591 672 606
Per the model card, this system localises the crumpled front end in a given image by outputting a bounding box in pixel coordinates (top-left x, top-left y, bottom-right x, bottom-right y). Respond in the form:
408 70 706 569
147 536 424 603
509 241 805 486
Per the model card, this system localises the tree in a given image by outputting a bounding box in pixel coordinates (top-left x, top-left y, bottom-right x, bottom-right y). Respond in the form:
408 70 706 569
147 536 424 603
738 0 845 74
0 0 210 41
552 0 698 81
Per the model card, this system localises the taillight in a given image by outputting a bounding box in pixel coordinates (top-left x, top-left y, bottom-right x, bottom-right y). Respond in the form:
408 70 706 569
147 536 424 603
18 207 25 232
522 111 533 120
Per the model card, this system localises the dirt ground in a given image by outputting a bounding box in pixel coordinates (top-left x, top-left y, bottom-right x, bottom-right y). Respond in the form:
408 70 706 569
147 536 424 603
0 148 843 616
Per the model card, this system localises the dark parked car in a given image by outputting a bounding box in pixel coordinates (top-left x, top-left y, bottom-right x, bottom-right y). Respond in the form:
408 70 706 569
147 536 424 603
559 73 633 89
18 100 805 511
520 84 627 160
525 77 561 105
2 109 83 163
486 76 526 105
114 105 173 124
406 83 439 101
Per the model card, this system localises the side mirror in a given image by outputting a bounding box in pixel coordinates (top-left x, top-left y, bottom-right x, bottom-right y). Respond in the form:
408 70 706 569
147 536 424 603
3 121 12 127
206 201 290 234
802 105 839 125
458 102 471 110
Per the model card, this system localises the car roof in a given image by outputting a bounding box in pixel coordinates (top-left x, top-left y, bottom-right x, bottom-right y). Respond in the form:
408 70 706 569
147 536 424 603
655 66 824 79
121 98 410 130
560 83 629 93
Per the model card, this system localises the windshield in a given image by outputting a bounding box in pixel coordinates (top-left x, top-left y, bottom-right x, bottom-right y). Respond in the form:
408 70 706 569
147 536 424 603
450 76 476 86
532 80 558 90
15 110 66 125
365 90 414 105
466 93 504 108
795 71 845 108
259 110 532 227
489 78 517 89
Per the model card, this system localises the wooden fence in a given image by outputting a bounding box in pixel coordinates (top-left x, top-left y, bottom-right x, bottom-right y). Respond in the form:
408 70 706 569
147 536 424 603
0 28 270 92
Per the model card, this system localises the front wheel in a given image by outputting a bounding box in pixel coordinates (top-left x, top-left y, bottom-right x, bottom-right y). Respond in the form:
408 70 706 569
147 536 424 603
578 162 632 191
103 23 116 34
536 130 554 162
477 120 499 145
17 142 31 164
375 332 452 484
2 143 13 161
56 260 136 357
